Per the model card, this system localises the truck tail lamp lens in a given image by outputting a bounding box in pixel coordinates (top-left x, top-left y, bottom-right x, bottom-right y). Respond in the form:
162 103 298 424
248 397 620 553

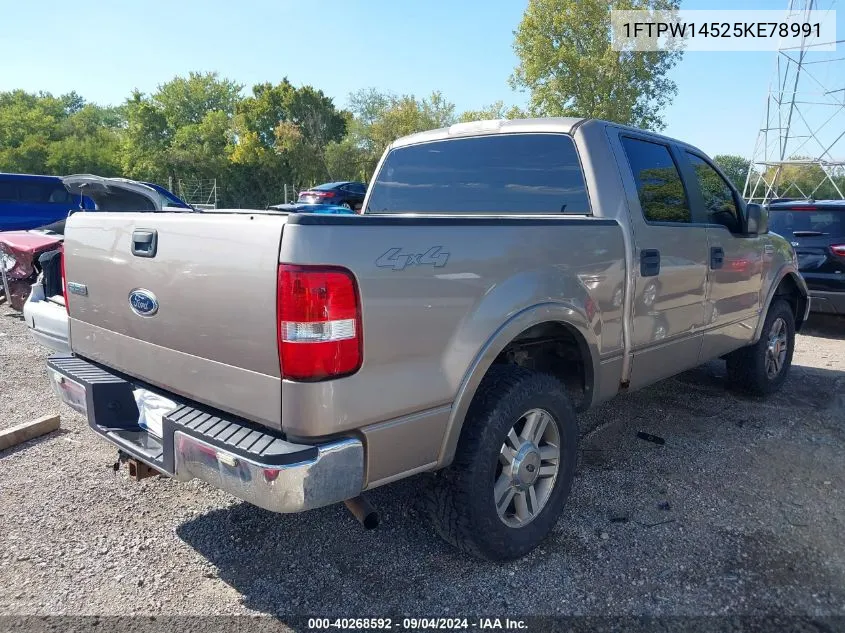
277 264 362 381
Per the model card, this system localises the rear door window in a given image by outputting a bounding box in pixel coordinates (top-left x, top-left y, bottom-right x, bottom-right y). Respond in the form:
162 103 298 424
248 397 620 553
366 133 591 214
621 137 691 224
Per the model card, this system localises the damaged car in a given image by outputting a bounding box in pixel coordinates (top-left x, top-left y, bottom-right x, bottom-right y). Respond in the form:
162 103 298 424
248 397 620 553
6 175 193 351
0 229 64 311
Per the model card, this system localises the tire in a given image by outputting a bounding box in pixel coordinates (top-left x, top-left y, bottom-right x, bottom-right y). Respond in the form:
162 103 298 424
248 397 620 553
341 201 353 210
424 365 578 561
726 299 795 396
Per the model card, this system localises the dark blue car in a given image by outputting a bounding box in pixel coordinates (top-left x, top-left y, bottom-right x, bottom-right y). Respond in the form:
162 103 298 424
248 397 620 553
0 173 93 231
297 181 367 210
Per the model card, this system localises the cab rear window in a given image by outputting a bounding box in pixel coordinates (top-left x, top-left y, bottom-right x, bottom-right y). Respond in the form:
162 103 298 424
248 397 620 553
366 134 591 215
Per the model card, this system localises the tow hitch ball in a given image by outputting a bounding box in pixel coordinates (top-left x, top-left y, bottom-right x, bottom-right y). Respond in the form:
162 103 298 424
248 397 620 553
113 450 161 480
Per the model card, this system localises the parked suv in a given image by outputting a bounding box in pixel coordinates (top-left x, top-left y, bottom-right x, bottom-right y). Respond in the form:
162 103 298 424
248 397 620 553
768 200 845 315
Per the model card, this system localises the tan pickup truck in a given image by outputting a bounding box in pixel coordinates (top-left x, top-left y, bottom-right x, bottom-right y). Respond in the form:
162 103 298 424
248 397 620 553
47 118 809 560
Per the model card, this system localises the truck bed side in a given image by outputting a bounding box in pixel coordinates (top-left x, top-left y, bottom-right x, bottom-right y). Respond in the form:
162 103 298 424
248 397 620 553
279 214 625 485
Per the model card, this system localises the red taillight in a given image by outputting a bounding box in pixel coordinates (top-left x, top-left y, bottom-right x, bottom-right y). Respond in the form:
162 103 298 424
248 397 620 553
60 246 69 313
313 191 335 198
790 206 817 211
831 244 845 257
277 264 362 381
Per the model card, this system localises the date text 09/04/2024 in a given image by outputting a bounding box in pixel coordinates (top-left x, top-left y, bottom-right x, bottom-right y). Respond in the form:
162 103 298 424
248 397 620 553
307 618 528 630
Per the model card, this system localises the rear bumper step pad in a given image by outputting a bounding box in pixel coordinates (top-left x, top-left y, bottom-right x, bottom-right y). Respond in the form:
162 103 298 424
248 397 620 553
46 354 364 513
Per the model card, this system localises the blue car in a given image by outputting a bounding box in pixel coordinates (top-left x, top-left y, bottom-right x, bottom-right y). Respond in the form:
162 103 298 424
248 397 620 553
0 173 93 231
267 202 356 215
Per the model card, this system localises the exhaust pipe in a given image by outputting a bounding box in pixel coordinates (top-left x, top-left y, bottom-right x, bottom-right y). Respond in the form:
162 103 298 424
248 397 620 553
344 495 379 529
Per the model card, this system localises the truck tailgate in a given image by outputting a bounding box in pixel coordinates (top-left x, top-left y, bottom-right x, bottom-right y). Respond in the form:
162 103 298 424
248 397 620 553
64 212 287 429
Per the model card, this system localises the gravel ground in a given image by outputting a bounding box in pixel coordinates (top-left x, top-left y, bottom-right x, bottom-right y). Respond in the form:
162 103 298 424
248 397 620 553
1 304 844 621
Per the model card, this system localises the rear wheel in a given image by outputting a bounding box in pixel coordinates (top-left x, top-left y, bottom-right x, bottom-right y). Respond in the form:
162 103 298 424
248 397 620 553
425 366 578 561
726 299 795 395
341 201 353 210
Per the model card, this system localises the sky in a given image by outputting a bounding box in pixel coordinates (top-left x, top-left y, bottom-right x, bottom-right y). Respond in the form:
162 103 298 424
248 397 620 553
1 0 842 159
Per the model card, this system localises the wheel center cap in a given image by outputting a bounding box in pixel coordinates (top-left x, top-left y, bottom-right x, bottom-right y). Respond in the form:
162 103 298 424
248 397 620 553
512 445 541 488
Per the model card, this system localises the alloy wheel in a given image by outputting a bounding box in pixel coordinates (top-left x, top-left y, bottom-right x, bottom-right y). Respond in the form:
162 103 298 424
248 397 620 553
494 408 561 527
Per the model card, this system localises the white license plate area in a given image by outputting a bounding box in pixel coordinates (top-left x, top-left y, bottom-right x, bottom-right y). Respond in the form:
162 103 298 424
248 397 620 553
48 371 87 415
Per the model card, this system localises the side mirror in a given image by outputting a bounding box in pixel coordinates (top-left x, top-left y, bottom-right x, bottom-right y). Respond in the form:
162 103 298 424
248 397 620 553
746 203 768 235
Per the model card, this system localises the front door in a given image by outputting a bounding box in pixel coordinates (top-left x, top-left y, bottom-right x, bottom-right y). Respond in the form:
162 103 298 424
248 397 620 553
680 152 763 360
614 134 710 389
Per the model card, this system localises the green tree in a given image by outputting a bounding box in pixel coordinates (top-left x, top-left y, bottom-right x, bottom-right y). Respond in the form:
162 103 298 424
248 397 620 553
0 90 68 172
324 136 369 182
0 90 124 175
230 80 348 204
713 154 751 190
510 0 682 130
346 89 457 178
121 73 242 193
458 101 526 122
152 72 242 129
762 160 845 200
277 85 349 185
122 91 170 183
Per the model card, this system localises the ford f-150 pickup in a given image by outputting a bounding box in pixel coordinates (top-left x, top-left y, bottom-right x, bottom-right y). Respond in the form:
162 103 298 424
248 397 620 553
46 118 810 560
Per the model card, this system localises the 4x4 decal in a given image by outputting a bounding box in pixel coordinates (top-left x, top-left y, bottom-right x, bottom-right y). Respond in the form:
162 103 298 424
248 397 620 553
376 246 450 271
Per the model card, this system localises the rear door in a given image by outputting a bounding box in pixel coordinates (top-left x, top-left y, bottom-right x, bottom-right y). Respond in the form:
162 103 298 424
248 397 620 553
64 211 288 428
681 151 763 359
613 133 709 388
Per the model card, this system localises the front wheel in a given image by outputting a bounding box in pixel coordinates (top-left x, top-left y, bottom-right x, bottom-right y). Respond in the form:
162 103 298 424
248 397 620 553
726 299 795 395
425 366 578 561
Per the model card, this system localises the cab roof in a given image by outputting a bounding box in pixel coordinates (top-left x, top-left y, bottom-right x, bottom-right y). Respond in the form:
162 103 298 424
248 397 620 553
389 117 699 154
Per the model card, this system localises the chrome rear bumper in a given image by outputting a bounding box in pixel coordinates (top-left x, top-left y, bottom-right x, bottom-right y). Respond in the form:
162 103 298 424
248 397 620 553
46 354 364 513
172 431 364 513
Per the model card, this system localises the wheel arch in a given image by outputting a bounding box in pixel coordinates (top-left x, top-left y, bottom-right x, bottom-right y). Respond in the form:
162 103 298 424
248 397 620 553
436 303 599 469
754 267 810 341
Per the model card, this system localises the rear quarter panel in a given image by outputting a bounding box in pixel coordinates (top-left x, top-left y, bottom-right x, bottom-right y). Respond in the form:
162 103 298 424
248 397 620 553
279 215 625 484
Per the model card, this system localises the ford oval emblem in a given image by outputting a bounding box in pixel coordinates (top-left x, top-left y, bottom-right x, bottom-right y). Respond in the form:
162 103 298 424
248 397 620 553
128 289 159 316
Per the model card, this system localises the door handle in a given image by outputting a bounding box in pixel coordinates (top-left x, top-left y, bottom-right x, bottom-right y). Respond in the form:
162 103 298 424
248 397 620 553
640 249 660 277
132 229 158 258
710 246 724 269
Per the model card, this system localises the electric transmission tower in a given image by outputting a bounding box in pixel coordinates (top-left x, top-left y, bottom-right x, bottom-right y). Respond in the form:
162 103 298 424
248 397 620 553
744 0 845 202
